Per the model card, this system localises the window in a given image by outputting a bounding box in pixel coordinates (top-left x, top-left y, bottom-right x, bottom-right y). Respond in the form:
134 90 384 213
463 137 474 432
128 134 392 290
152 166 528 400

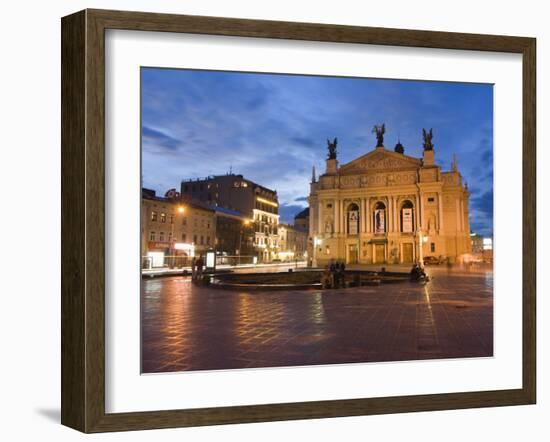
183 185 188 192
193 235 197 244
170 215 174 224
430 242 436 253
182 217 187 226
326 203 333 209
200 235 204 245
151 211 157 222
373 202 386 234
347 203 360 235
182 233 186 242
400 200 414 233
159 232 165 241
160 212 166 223
428 197 435 203
206 236 210 245
168 232 172 242
149 231 156 241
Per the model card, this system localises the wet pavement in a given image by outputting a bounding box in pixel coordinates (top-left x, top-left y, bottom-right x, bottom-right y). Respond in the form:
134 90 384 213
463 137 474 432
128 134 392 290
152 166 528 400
141 266 493 373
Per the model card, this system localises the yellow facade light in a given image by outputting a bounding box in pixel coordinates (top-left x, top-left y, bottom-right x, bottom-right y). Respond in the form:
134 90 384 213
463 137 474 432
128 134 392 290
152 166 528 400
256 196 278 207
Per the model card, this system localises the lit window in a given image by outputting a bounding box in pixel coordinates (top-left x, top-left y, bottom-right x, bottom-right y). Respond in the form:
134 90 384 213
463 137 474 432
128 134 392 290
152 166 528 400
160 213 166 223
151 211 157 222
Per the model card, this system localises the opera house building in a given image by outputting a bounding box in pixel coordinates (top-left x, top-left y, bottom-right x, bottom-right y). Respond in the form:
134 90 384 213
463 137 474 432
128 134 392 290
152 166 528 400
309 127 472 266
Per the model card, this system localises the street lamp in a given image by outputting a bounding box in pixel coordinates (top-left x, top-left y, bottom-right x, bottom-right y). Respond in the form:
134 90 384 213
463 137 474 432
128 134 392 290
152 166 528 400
237 219 251 266
313 236 322 268
170 205 186 268
418 231 428 267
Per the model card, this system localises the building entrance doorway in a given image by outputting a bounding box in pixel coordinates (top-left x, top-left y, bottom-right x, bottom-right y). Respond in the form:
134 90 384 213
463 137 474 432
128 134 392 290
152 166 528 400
374 244 386 263
402 243 414 263
348 244 358 264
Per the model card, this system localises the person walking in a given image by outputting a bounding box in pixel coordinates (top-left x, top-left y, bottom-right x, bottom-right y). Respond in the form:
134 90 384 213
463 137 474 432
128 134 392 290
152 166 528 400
195 255 204 282
339 261 346 288
191 257 197 281
329 260 336 288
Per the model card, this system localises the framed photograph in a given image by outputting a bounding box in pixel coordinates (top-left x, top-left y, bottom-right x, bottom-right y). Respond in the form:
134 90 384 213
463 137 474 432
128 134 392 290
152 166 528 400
61 9 536 433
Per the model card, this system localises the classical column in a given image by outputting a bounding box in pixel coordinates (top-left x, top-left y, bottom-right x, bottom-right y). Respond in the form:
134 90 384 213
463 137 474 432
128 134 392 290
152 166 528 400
366 199 371 233
437 193 444 232
419 193 425 230
360 198 365 233
390 197 394 233
318 201 323 234
393 196 398 233
341 200 346 235
334 198 339 233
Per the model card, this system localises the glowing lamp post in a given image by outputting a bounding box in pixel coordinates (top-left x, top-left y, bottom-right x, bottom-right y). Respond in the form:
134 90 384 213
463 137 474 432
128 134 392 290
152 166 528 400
169 205 186 267
237 219 251 266
313 237 322 268
418 231 428 267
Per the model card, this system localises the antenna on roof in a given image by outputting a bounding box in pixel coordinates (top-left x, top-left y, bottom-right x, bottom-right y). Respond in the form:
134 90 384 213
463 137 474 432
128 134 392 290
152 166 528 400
229 164 233 175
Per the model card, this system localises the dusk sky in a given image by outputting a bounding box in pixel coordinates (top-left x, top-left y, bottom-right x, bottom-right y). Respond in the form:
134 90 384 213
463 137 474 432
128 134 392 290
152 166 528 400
141 68 493 236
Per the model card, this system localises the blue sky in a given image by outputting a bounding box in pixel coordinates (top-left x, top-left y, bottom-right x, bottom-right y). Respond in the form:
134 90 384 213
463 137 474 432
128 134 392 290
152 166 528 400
141 68 493 236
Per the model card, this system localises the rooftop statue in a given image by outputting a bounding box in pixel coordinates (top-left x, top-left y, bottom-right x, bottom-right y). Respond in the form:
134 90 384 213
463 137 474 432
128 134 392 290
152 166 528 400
372 123 385 147
327 137 338 160
422 128 434 150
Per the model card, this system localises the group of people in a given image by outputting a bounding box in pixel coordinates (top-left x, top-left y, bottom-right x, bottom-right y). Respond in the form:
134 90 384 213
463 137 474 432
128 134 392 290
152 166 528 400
409 263 429 282
321 260 347 289
190 255 205 282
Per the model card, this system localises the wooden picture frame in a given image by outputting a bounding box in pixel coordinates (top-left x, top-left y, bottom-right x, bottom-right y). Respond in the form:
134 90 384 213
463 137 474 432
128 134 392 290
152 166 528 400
61 9 536 433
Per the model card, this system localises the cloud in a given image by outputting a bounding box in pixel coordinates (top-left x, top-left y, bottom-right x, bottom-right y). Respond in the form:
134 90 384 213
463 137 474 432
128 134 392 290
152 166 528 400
141 68 494 234
142 126 181 152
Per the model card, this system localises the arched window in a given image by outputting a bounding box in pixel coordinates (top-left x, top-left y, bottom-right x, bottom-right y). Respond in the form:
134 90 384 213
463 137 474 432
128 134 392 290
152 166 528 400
400 200 414 233
347 203 360 235
373 201 386 234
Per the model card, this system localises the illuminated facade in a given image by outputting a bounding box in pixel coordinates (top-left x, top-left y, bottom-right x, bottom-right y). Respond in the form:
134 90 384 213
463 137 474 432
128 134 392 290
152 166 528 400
181 174 279 262
277 224 308 261
141 189 216 267
309 132 472 266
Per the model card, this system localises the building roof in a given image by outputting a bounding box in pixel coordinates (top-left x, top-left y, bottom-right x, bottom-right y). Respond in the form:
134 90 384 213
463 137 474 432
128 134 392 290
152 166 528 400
294 207 310 219
142 188 215 213
180 173 278 196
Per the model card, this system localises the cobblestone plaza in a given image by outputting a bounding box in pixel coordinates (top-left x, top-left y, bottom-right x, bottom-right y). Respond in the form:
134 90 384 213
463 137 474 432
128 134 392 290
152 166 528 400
141 266 493 373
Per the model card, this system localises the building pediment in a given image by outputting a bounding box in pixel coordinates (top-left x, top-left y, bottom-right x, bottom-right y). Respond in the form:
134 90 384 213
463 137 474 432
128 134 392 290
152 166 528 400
339 148 421 175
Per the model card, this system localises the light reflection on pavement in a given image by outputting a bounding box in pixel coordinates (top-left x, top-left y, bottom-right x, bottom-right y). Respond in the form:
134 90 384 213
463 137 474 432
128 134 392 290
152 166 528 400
141 266 493 373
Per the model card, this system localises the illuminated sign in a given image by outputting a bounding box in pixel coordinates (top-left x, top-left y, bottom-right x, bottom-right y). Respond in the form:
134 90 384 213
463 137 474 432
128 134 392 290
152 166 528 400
205 250 216 269
174 242 195 256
